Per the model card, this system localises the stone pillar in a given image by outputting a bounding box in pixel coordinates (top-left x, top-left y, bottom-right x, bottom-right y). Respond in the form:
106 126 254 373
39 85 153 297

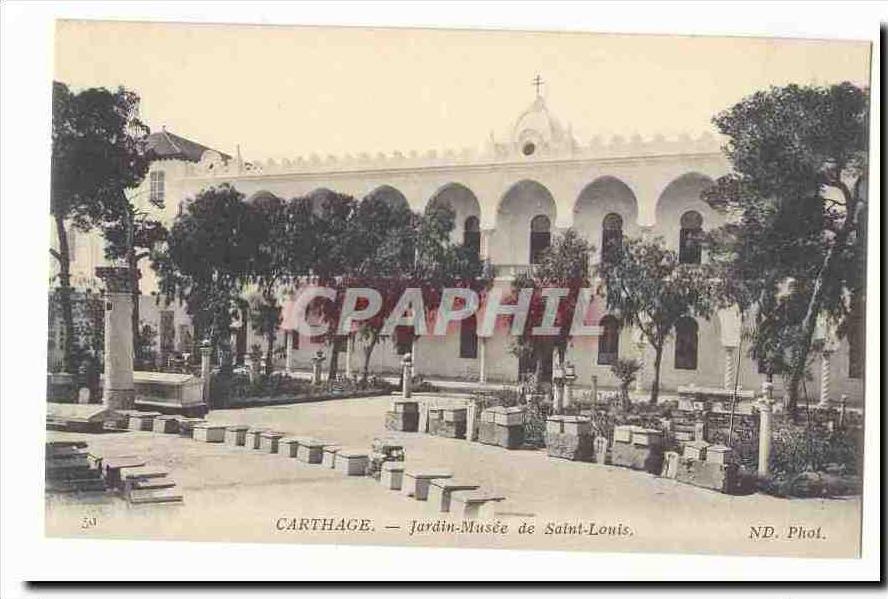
285 331 295 374
757 381 775 477
480 229 493 261
819 350 832 407
401 352 413 398
96 266 136 411
200 339 212 404
634 341 646 394
723 346 737 390
466 398 479 442
590 375 598 403
563 362 577 410
552 363 564 413
478 337 487 384
311 349 325 385
345 334 354 379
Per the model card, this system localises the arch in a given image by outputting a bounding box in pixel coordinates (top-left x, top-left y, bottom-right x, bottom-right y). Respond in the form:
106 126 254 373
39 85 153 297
601 212 624 263
426 182 482 245
492 179 557 265
654 171 715 233
674 317 699 370
573 176 639 252
365 185 409 211
597 315 620 365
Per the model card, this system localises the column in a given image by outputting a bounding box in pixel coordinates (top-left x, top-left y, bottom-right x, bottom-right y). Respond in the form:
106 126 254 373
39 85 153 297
285 331 295 374
819 350 832 407
552 363 564 413
480 228 493 261
563 362 576 410
345 333 354 379
757 381 774 477
200 339 212 405
723 345 737 390
478 337 487 384
401 353 413 399
311 350 325 385
96 266 136 411
590 375 598 403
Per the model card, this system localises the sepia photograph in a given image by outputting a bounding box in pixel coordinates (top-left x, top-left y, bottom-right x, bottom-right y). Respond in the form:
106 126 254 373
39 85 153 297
0 1 881 587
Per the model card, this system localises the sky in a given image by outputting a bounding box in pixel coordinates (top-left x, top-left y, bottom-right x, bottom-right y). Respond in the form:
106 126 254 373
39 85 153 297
54 20 871 162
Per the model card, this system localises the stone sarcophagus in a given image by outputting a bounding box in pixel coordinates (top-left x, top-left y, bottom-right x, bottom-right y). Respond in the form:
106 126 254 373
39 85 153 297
611 425 665 473
428 406 467 439
478 406 526 449
545 415 593 461
674 442 737 493
131 371 207 416
385 399 419 432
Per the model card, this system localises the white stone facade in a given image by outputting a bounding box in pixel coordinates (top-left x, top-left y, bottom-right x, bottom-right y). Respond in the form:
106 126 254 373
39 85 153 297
52 96 864 404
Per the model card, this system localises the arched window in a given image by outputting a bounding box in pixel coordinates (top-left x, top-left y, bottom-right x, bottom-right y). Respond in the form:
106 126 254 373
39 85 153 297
529 215 551 264
674 317 699 370
597 315 620 365
459 315 478 359
679 210 703 264
601 213 623 263
463 216 481 257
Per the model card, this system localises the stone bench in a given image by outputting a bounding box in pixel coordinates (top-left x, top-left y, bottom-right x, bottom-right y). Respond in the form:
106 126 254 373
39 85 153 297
152 415 180 434
322 445 342 469
260 431 285 453
401 469 452 500
225 424 250 446
335 449 369 476
449 490 505 520
247 428 268 449
128 412 162 432
279 437 301 458
427 479 481 512
176 418 205 438
193 423 227 443
379 461 405 490
296 438 328 464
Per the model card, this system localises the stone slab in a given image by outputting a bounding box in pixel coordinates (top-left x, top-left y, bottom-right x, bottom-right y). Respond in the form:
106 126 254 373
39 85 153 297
401 470 452 500
322 445 341 469
153 415 180 434
379 461 405 490
675 457 737 493
335 449 368 476
384 411 419 432
225 425 250 446
427 479 481 512
193 424 226 443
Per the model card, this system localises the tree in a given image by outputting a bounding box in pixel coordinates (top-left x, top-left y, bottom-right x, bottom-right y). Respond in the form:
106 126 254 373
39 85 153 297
610 358 642 412
104 206 168 368
509 229 593 385
152 184 263 373
51 81 150 372
248 292 282 376
704 83 869 410
596 236 718 404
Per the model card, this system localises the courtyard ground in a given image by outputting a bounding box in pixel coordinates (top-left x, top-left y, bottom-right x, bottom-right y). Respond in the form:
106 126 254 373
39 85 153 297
46 395 861 558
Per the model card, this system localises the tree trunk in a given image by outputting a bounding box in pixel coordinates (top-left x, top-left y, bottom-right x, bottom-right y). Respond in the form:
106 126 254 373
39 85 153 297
130 255 141 368
265 331 275 376
786 245 836 413
54 215 75 374
327 343 339 381
361 333 379 383
649 343 664 405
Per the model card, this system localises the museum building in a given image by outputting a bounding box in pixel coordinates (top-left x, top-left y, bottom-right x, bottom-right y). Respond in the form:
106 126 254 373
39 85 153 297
51 92 864 404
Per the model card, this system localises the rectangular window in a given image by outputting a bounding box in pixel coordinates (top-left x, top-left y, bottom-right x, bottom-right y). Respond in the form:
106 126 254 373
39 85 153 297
149 170 165 205
290 331 300 350
459 316 478 359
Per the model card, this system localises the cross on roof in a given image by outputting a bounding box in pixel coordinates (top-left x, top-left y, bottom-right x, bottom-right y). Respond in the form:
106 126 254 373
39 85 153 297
532 74 544 97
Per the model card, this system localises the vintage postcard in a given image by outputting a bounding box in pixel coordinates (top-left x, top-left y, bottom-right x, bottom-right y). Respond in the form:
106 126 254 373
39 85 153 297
42 18 872 564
